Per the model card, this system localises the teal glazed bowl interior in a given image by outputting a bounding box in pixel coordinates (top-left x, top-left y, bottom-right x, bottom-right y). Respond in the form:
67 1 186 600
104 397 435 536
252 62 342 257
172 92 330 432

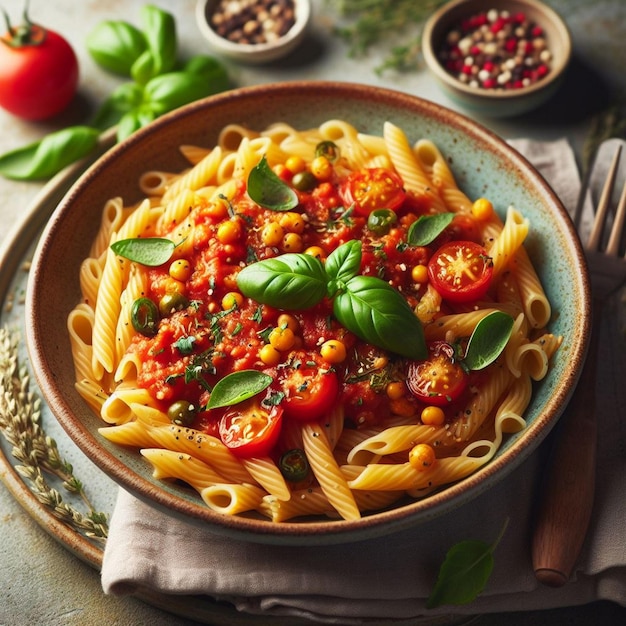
25 82 590 545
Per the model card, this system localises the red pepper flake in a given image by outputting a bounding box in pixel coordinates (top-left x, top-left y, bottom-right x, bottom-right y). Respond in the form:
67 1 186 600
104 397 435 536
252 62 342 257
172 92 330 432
436 7 553 92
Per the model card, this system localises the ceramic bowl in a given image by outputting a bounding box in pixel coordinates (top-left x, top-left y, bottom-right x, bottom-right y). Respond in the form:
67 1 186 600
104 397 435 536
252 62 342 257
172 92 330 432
26 82 590 545
422 0 572 117
195 0 311 64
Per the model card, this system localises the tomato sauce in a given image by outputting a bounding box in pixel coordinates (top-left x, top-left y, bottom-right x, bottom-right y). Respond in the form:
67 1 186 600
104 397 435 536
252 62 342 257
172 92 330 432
129 160 490 441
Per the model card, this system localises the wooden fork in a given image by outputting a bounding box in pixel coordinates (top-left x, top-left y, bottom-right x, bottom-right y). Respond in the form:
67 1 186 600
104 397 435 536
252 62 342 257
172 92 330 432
532 143 626 587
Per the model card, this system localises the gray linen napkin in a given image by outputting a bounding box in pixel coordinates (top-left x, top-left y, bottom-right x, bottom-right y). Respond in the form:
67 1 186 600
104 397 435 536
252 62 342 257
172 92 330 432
101 139 626 624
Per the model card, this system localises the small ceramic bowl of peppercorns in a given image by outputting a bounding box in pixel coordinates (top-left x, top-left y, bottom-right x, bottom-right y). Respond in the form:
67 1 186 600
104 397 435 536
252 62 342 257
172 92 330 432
196 0 312 64
422 0 572 117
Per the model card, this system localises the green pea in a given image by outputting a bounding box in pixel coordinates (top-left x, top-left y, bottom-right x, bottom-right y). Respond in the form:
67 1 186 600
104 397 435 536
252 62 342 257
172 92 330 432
367 208 398 235
278 448 310 482
131 297 159 336
167 400 196 426
291 170 317 192
159 292 189 317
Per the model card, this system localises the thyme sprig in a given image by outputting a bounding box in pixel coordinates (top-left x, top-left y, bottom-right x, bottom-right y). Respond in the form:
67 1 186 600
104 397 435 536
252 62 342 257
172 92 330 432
0 327 108 541
325 0 447 73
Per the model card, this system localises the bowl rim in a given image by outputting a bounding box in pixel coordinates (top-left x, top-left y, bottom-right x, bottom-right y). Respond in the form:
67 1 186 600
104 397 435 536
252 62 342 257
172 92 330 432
422 0 573 101
195 0 311 56
25 80 591 545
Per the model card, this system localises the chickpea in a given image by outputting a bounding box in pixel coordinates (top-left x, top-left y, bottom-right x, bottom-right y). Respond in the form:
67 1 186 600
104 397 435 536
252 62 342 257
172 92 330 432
259 344 281 366
472 197 494 220
221 291 244 310
310 155 332 181
386 381 406 400
261 221 284 247
269 326 296 352
408 443 437 471
284 155 306 175
304 245 326 261
281 232 303 253
169 259 192 282
279 211 305 234
277 313 299 333
421 405 446 426
217 219 242 244
320 339 347 364
411 264 429 284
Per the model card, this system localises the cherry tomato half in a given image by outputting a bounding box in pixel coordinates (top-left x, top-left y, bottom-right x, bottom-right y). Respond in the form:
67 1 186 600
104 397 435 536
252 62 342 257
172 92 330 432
427 240 493 303
406 341 467 406
218 400 283 458
340 168 406 217
0 22 78 120
279 367 340 421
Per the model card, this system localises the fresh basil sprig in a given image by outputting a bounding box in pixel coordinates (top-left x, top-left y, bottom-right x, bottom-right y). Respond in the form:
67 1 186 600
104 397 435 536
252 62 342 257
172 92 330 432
407 212 454 246
207 370 273 409
427 518 509 608
237 240 428 360
0 6 229 181
247 156 299 212
110 237 176 266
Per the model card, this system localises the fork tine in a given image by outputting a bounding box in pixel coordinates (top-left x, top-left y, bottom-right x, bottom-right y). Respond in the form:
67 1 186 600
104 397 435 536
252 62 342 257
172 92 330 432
606 179 626 257
587 145 622 251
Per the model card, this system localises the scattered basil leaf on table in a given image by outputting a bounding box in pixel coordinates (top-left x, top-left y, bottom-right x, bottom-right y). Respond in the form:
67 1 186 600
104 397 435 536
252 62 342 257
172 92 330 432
427 518 509 608
207 370 273 409
407 213 455 246
247 156 299 211
333 275 428 360
463 311 514 371
86 20 147 76
91 82 146 131
110 237 176 266
144 70 222 115
0 126 100 181
236 254 328 310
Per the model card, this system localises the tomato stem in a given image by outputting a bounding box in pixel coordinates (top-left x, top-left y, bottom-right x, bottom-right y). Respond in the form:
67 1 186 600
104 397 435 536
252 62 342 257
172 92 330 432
1 0 47 48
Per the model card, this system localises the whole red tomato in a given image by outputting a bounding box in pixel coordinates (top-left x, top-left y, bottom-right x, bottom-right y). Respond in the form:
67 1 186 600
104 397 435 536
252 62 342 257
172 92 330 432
0 13 78 120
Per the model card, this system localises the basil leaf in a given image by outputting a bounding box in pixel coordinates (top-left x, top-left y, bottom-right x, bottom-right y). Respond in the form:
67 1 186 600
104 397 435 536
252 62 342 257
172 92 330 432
407 213 455 246
144 71 220 116
333 275 427 360
426 540 494 608
183 55 230 91
247 156 299 212
236 254 327 310
131 5 177 84
0 126 100 181
110 237 175 266
117 109 157 142
207 370 273 409
86 20 147 76
325 240 362 287
463 311 514 371
92 82 145 131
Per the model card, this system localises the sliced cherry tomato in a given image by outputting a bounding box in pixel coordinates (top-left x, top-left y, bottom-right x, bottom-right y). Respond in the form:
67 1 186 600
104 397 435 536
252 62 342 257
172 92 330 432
406 341 467 406
340 168 406 217
218 400 283 458
427 240 493 303
279 366 339 421
0 16 78 120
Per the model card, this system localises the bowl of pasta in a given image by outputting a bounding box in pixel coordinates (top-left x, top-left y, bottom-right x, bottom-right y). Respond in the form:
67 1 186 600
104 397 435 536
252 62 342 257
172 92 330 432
26 81 590 545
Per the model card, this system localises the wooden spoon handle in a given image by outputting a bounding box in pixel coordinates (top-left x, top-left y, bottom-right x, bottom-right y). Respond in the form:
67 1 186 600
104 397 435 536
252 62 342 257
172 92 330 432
531 319 598 587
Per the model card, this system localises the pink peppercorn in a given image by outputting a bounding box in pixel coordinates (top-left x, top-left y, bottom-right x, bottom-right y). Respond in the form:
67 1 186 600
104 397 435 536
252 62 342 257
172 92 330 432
437 8 553 92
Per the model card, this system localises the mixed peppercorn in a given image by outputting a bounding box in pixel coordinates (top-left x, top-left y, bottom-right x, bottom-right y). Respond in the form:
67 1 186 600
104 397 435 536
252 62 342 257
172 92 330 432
438 8 553 91
209 0 297 45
